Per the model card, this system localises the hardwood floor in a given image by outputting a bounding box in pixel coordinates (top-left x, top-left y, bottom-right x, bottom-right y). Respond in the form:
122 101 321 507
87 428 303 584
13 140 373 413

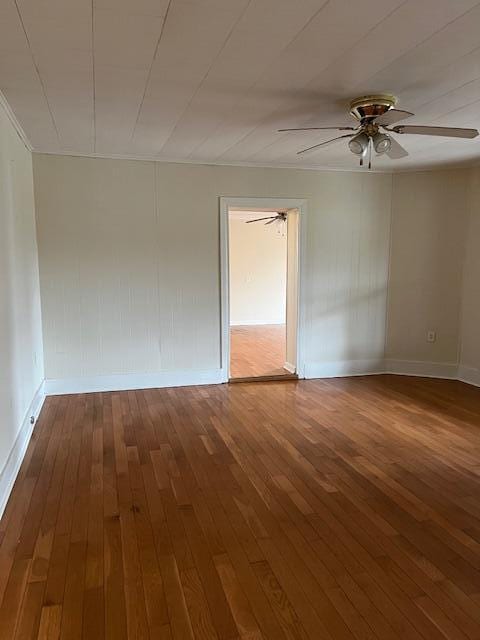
2 375 480 639
230 324 289 379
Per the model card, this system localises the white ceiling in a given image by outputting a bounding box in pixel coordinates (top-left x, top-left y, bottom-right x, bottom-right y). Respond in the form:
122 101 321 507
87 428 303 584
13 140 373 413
2 0 480 171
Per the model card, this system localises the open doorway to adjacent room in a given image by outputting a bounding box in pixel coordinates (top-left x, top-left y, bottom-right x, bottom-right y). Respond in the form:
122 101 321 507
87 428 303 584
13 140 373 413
220 198 305 382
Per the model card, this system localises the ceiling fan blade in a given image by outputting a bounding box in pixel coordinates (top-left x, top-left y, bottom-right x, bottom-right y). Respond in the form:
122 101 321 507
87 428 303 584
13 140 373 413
386 136 409 159
245 216 276 223
297 133 355 156
375 109 414 126
279 126 356 132
393 125 479 138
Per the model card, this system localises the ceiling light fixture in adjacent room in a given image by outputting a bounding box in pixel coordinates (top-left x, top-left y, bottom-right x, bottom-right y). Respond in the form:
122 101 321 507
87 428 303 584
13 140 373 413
245 212 287 226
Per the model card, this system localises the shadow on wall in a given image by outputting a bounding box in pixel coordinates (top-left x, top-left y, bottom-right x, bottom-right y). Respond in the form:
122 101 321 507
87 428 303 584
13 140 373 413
308 286 388 363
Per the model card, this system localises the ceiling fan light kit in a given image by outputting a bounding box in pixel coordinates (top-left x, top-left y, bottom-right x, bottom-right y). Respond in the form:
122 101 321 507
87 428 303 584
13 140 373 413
348 131 369 155
372 131 391 154
280 93 479 169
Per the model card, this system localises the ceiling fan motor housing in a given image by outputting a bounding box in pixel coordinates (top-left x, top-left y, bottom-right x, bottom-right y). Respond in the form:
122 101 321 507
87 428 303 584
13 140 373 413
349 94 397 123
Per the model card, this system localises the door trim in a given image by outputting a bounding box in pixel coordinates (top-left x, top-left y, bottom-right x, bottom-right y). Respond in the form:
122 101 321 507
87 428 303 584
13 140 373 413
219 196 307 382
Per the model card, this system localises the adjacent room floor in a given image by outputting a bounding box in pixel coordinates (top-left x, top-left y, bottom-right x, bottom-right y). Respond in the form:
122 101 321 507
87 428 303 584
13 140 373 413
230 323 290 379
1 376 480 639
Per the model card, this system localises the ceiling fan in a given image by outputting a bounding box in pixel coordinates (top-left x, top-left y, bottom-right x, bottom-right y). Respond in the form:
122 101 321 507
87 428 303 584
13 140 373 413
245 212 287 225
279 94 479 168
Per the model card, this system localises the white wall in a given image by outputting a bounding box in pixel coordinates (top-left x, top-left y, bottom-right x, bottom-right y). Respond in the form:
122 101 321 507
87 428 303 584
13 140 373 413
33 154 393 389
0 100 44 509
386 170 468 375
229 214 286 325
459 168 480 386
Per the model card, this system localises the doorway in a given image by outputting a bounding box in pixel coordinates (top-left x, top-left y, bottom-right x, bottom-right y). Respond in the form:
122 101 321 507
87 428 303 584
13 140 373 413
220 198 306 382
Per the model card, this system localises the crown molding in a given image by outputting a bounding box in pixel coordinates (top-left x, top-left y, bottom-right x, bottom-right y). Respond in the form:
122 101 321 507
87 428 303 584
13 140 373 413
0 90 33 152
32 147 480 175
32 148 395 174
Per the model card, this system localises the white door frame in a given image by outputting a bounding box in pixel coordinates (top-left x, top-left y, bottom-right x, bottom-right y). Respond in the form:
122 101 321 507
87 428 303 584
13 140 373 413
219 196 307 382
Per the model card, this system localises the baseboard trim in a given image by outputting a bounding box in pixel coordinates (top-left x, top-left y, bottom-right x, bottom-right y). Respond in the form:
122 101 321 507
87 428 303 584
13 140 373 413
457 365 480 388
284 361 296 374
304 358 467 382
384 359 458 380
44 369 224 395
44 361 480 395
304 359 385 379
0 381 46 518
230 322 285 327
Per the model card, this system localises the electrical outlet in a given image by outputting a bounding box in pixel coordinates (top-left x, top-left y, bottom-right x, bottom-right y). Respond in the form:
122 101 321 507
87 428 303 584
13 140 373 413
427 330 436 343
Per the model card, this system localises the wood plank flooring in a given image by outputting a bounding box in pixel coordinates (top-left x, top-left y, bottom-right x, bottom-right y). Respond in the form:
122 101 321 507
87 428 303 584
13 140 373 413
2 375 480 638
230 324 289 379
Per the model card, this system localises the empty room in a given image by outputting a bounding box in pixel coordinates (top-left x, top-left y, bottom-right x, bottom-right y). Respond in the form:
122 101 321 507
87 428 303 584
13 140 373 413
2 1 480 638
